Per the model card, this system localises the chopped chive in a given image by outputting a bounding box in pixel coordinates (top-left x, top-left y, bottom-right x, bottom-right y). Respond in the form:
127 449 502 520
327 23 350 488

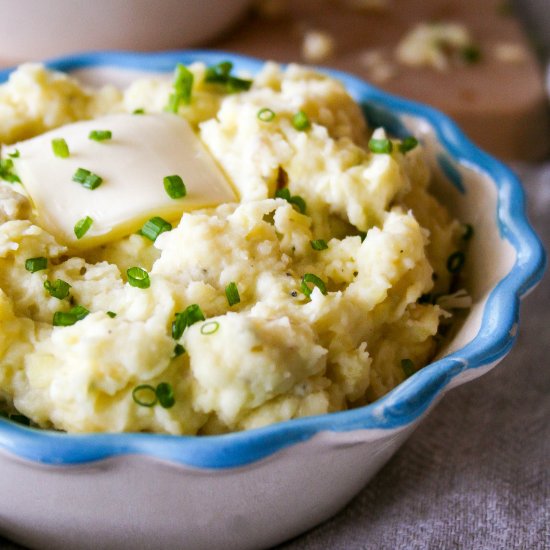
310 239 328 251
89 130 112 142
399 136 418 154
275 188 307 214
140 216 172 242
133 108 145 115
289 195 306 214
227 76 253 93
72 168 103 190
163 174 186 199
25 256 48 272
173 343 185 357
70 305 89 321
301 273 327 297
52 305 88 326
165 63 194 113
401 358 415 378
156 382 175 408
461 44 481 64
462 223 474 241
106 311 117 318
52 311 77 326
52 138 70 158
72 168 90 183
368 138 393 154
446 251 465 273
225 282 240 307
8 149 19 158
172 304 205 339
0 158 20 183
132 384 157 407
44 279 71 300
276 188 291 200
127 266 150 289
204 61 252 93
257 108 275 122
74 216 93 239
205 61 233 82
359 231 367 242
200 321 220 335
292 110 310 131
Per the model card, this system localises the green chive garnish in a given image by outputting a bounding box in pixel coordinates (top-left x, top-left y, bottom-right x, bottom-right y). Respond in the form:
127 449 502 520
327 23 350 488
156 382 175 408
132 384 157 407
127 267 150 289
227 77 253 93
205 61 232 82
44 279 71 300
140 216 172 242
52 138 70 158
133 108 145 115
52 305 88 326
275 188 306 214
74 216 93 239
8 149 20 158
25 256 48 272
172 304 205 340
401 358 415 378
0 158 20 183
310 239 328 251
225 282 241 307
89 130 112 142
446 251 465 273
165 63 194 113
399 136 418 154
301 273 327 297
200 321 220 335
70 305 89 321
52 311 76 326
369 138 393 154
204 61 252 93
163 175 186 199
173 343 185 357
292 110 310 131
72 168 103 190
106 311 117 318
257 108 275 122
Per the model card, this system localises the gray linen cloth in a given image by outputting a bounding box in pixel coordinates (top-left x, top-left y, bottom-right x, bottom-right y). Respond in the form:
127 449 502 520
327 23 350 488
1 165 548 550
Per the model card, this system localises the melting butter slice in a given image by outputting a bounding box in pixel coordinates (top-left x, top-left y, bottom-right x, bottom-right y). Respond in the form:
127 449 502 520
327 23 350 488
9 113 236 249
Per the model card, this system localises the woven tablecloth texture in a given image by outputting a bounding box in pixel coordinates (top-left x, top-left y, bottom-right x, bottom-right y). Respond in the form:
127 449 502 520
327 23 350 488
0 165 548 550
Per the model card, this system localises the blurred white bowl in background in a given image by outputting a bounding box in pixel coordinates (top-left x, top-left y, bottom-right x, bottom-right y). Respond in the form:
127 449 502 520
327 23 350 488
0 0 252 62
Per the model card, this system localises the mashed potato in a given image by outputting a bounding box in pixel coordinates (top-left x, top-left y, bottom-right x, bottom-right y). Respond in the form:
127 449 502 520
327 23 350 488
0 61 465 434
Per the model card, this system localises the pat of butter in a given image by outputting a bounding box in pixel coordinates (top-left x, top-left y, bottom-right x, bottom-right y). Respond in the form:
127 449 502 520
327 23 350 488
9 113 236 249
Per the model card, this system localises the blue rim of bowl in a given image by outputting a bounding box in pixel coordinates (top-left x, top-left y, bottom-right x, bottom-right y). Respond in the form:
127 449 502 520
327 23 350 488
0 50 545 468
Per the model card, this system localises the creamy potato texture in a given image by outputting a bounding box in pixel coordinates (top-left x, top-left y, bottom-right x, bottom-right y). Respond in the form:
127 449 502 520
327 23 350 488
0 62 464 434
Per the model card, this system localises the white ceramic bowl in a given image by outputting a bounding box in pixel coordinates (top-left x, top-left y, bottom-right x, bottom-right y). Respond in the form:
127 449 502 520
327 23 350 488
0 51 545 550
0 1 251 61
